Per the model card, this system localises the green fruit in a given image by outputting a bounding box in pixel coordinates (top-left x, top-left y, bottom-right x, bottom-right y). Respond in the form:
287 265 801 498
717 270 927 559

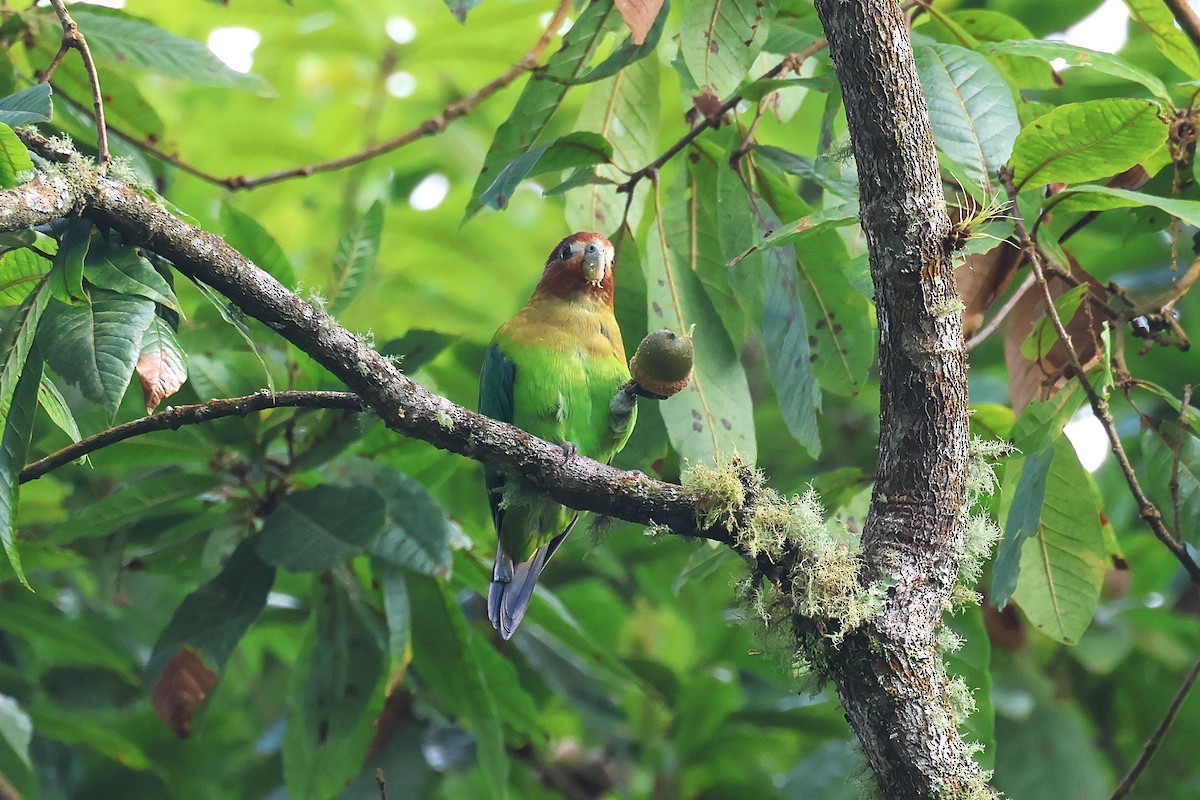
630 327 694 399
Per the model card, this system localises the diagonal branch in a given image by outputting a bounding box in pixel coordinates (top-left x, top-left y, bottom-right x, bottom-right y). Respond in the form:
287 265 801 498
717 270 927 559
1162 0 1200 56
3 129 741 547
1109 656 1200 800
20 390 366 483
108 0 572 191
40 0 109 170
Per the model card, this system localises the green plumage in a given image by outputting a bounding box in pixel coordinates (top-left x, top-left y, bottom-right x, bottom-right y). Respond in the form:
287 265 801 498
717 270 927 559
479 232 636 639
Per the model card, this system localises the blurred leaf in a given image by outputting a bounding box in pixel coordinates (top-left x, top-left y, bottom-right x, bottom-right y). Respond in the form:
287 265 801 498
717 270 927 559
0 84 52 127
0 694 31 770
137 315 188 412
730 203 860 263
982 40 1171 103
408 572 508 799
1142 423 1200 543
220 202 298 289
284 577 386 800
149 535 275 736
1050 184 1200 225
575 0 667 82
188 279 276 393
613 0 665 46
943 606 995 770
380 566 411 662
258 485 388 572
378 329 455 373
467 0 620 216
1009 99 1167 188
329 200 384 315
0 123 33 187
37 372 85 450
645 190 756 464
443 0 482 23
70 8 271 91
1009 438 1106 644
753 145 859 198
480 133 613 210
49 219 90 304
914 43 1019 195
39 290 156 420
1123 0 1200 80
0 347 40 587
1 596 139 680
51 472 220 543
680 0 779 98
1019 283 1088 359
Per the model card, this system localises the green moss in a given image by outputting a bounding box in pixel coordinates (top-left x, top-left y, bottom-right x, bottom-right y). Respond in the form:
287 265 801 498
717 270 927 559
682 459 752 530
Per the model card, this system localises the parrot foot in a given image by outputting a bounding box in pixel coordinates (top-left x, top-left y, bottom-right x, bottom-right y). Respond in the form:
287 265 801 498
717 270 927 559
557 441 578 462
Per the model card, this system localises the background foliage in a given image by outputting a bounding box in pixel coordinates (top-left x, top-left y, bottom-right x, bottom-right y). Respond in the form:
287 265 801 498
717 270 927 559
0 0 1197 798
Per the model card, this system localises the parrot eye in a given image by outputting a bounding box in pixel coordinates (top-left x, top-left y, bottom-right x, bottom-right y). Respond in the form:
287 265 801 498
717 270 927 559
585 243 598 254
558 245 572 260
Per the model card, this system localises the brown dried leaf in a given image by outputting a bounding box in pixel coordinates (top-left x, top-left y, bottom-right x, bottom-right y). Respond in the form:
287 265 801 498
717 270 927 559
957 242 1023 337
614 0 663 45
152 648 218 739
1004 254 1107 413
136 318 187 413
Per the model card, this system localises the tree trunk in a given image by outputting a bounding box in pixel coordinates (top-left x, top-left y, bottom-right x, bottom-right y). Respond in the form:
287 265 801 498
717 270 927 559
811 1 985 797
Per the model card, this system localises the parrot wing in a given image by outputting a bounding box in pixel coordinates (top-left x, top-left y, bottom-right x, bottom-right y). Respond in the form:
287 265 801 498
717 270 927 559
478 342 515 532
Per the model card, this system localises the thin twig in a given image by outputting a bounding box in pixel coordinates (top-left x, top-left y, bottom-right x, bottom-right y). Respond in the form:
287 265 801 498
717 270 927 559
114 0 572 191
1167 384 1193 539
20 390 365 483
617 38 829 195
965 271 1035 350
376 769 387 800
1162 0 1200 56
1109 657 1200 800
41 0 109 170
1000 166 1200 584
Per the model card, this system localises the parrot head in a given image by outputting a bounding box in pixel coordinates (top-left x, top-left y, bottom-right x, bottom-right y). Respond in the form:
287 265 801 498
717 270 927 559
535 232 616 303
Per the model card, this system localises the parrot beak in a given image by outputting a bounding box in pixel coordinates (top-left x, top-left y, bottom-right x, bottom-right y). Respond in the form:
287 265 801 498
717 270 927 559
582 245 607 286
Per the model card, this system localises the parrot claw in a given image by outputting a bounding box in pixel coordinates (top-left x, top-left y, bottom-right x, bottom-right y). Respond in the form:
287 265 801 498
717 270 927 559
558 441 578 462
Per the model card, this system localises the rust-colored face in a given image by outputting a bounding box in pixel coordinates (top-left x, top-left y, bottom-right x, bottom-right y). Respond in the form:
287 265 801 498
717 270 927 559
535 232 616 304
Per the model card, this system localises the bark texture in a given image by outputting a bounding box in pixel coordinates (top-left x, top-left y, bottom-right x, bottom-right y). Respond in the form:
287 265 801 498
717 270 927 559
811 0 984 797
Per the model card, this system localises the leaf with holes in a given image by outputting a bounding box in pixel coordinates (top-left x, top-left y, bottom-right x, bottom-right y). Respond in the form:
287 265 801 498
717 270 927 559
137 316 187 413
644 193 756 465
259 486 387 572
914 43 1019 195
1009 437 1106 644
680 0 779 98
467 0 620 216
329 200 384 315
1009 99 1167 189
39 290 156 420
70 8 270 91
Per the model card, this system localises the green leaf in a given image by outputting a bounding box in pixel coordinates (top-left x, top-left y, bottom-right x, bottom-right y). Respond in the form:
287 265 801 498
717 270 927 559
70 8 270 91
565 54 660 233
0 277 52 438
752 145 859 198
795 234 874 398
1050 184 1200 226
1019 283 1088 359
39 290 156 420
380 566 411 662
49 219 91 304
0 84 52 127
408 572 508 800
37 373 85 451
943 606 995 770
0 123 33 188
188 278 275 393
0 249 51 306
85 241 180 311
284 577 386 800
1009 382 1085 453
1142 424 1200 543
645 196 756 465
981 40 1172 104
991 446 1054 608
939 10 1056 90
1009 99 1167 188
258 485 388 572
219 203 297 290
1009 438 1107 644
680 0 779 98
149 534 276 676
333 460 454 577
467 0 620 216
729 202 860 263
378 329 455 373
914 44 1020 194
328 199 384 315
1123 0 1200 80
480 133 613 210
50 472 220 544
0 694 31 771
0 348 41 588
570 0 668 84
443 0 482 23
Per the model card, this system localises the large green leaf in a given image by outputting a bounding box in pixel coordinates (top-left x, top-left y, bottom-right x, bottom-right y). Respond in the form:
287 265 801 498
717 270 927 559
565 54 660 234
219 202 297 289
0 278 52 438
680 0 779 98
329 200 384 315
1123 0 1200 80
50 472 220 543
0 348 41 587
0 84 52 127
283 577 386 800
148 534 276 676
914 43 1020 194
85 241 180 311
37 373 84 450
982 40 1172 104
1009 98 1167 188
1142 424 1200 543
1008 438 1107 644
990 446 1053 608
0 123 33 188
69 8 270 91
258 485 388 572
467 0 619 216
39 290 156 419
408 572 508 800
480 133 613 211
1049 184 1200 225
49 219 90 304
0 249 51 306
644 195 756 465
348 463 455 577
